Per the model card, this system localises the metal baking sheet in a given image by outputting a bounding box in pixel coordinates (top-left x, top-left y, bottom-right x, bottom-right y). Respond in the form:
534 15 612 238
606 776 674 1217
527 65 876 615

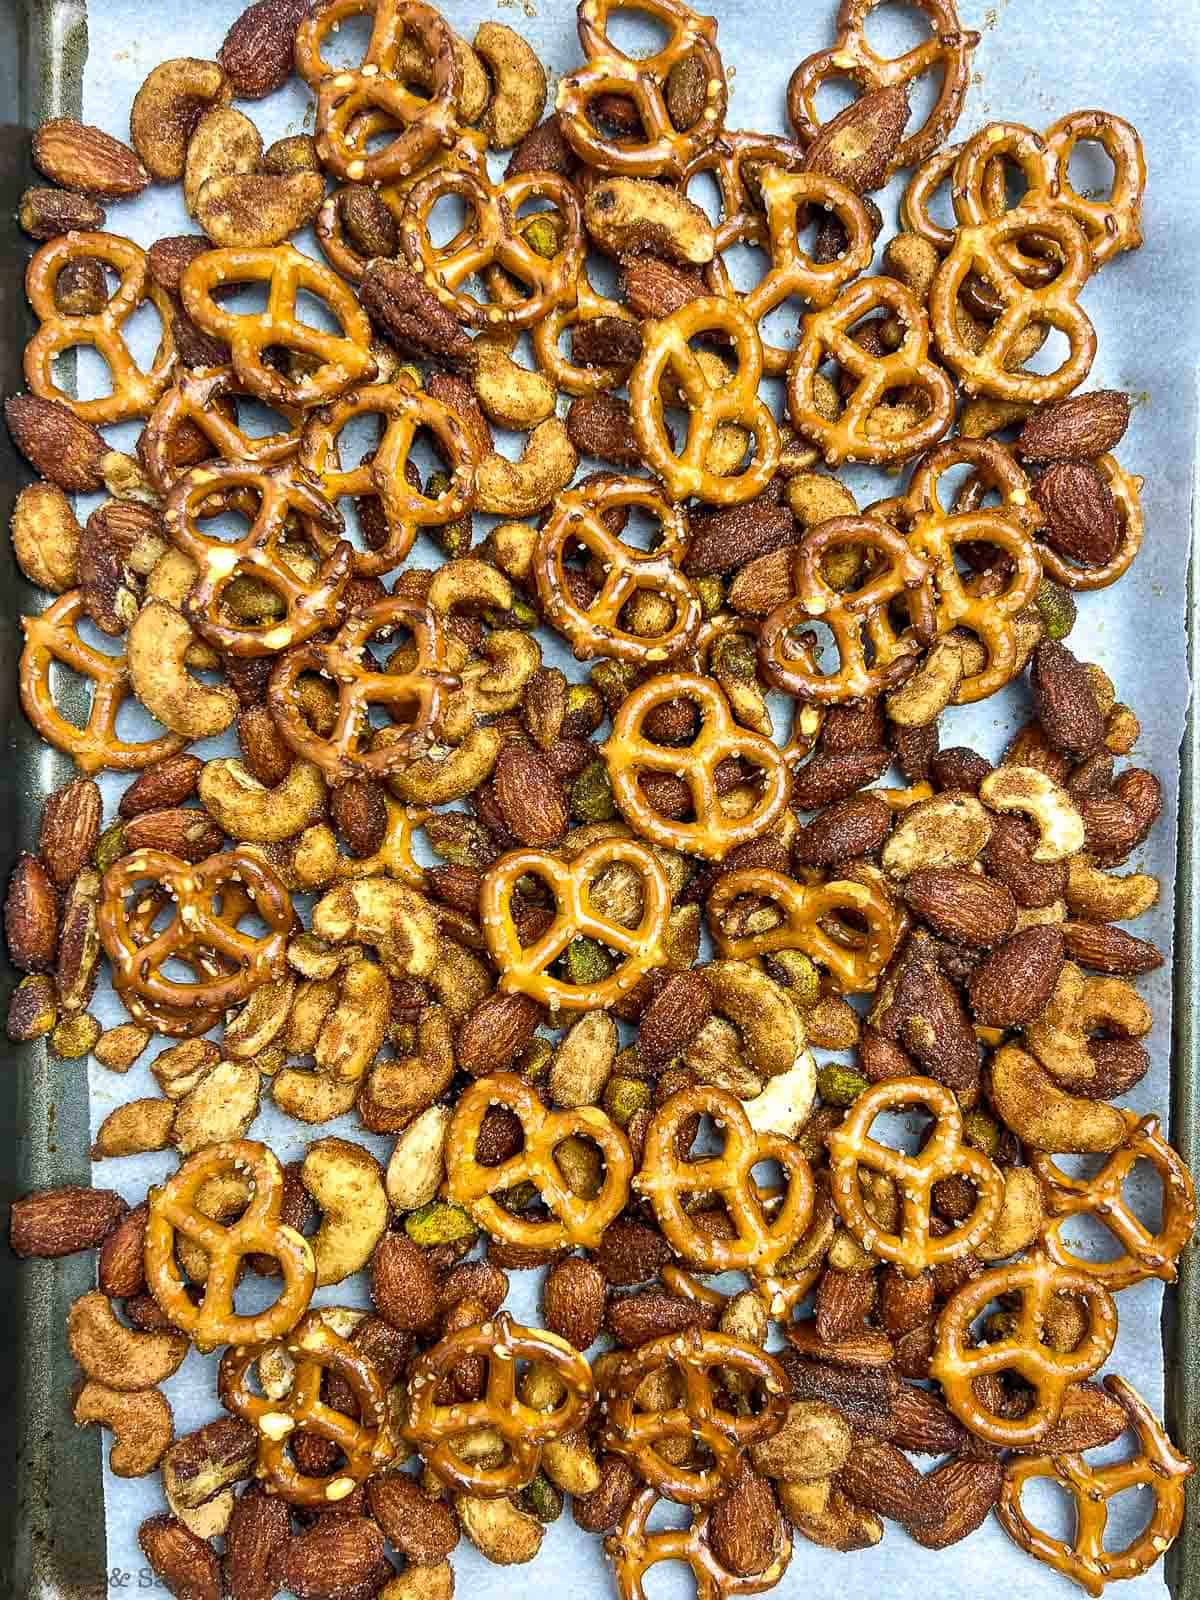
1 0 1198 1595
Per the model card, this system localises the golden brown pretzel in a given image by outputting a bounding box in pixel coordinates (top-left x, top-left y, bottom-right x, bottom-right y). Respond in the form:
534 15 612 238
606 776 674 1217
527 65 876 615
1044 109 1146 267
531 262 641 398
787 275 957 466
556 0 727 179
179 245 376 409
144 1141 316 1353
139 366 303 497
24 231 175 424
533 474 701 663
996 1376 1193 1596
601 672 792 860
629 296 781 503
294 0 462 183
19 591 188 776
930 1250 1118 1447
606 1484 792 1600
220 1312 396 1506
683 130 807 254
480 836 672 1009
787 0 980 171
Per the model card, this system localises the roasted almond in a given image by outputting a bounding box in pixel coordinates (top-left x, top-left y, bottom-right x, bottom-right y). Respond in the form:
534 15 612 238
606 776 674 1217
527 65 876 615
727 546 794 615
118 753 205 818
595 1215 673 1286
19 185 106 238
814 1269 875 1344
791 747 892 811
890 1382 979 1457
1030 639 1106 759
366 1473 459 1564
685 499 797 578
492 744 568 846
604 1289 718 1347
542 1255 607 1348
565 393 643 467
638 969 712 1066
802 83 911 193
271 1517 389 1600
1061 919 1164 975
905 1457 1003 1549
139 1515 222 1600
837 1437 933 1525
123 807 225 862
39 778 102 889
1017 390 1131 461
1033 461 1119 568
330 779 388 859
456 990 543 1076
370 1231 440 1331
4 852 59 974
792 794 892 867
163 1417 257 1509
710 1458 784 1576
218 0 313 98
572 1453 638 1533
223 1485 290 1600
871 931 978 1093
33 117 150 196
506 113 575 179
621 253 708 321
10 1184 126 1258
967 924 1065 1027
902 867 1017 948
5 394 106 491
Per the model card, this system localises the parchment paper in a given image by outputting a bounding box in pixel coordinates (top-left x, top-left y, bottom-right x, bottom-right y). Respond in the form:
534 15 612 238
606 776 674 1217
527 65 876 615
64 0 1199 1591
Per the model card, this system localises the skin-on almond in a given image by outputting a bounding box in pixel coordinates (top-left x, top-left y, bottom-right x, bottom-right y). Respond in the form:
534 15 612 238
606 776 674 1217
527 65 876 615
139 1515 222 1600
39 777 102 889
4 852 59 974
33 117 149 196
492 744 568 846
902 867 1017 948
542 1255 607 1348
792 794 892 867
1017 390 1131 461
802 83 911 192
10 1185 127 1258
968 924 1065 1027
218 0 313 99
367 1473 459 1565
456 990 543 1076
1033 461 1120 567
5 395 107 491
791 747 892 811
637 969 712 1066
1030 640 1105 758
370 1231 440 1331
223 1485 290 1600
709 1458 784 1576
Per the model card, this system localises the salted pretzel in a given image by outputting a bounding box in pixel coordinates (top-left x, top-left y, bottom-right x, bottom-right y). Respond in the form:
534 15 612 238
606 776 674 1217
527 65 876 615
220 1312 396 1505
163 460 351 657
533 475 701 663
268 596 455 783
144 1141 316 1353
930 1250 1119 1447
403 1312 594 1495
630 296 781 504
996 1377 1193 1596
99 846 294 1022
398 166 583 331
24 231 175 424
787 276 956 465
703 169 875 378
1044 109 1146 267
787 0 980 172
299 382 478 576
601 672 792 860
444 1073 632 1250
140 367 303 496
480 836 672 1009
635 1085 815 1278
532 263 641 398
1030 1111 1197 1291
872 439 1044 702
758 516 934 704
827 1077 1004 1277
596 1327 790 1504
179 245 376 409
19 591 188 776
683 130 807 253
607 1483 792 1600
1037 453 1144 591
555 0 727 179
294 0 461 182
706 868 901 993
930 204 1098 403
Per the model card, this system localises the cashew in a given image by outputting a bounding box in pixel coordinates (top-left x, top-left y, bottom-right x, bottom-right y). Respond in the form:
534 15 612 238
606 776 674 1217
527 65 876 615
980 766 1085 862
183 105 261 216
130 56 230 180
272 1068 359 1124
988 1043 1126 1153
1023 961 1151 1086
388 725 502 806
285 976 338 1055
460 631 542 718
313 958 390 1083
144 549 221 669
777 1476 882 1550
73 1380 173 1477
223 978 295 1059
707 961 807 1079
474 23 547 149
585 176 715 265
741 1054 817 1138
301 1137 389 1286
751 1401 852 1482
549 1011 619 1108
427 936 492 1021
885 638 964 727
472 343 556 431
150 1039 220 1099
685 1014 764 1099
173 1059 261 1154
475 419 577 517
67 1291 188 1390
11 482 80 592
311 878 439 979
882 792 993 879
483 519 539 585
428 558 513 618
199 757 327 843
456 1494 544 1564
92 1097 176 1158
380 1561 454 1600
386 1104 452 1212
167 1485 234 1541
127 600 238 739
394 28 489 125
358 1006 455 1133
542 1430 601 1496
977 1166 1044 1262
1066 856 1160 923
786 471 857 528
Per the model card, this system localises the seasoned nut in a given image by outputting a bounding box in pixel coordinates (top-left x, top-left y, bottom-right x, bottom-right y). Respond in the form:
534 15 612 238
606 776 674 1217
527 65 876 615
585 177 715 264
130 58 231 180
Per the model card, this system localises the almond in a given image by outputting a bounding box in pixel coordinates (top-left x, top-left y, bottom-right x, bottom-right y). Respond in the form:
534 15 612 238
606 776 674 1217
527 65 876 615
967 924 1065 1026
902 867 1017 948
890 720 938 783
890 1383 980 1457
542 1255 606 1348
905 1457 1002 1549
1030 640 1105 757
272 1517 389 1600
506 113 575 179
572 1453 638 1532
6 974 58 1042
1061 919 1164 975
56 868 102 1013
148 233 213 293
119 754 204 818
224 1485 291 1600
776 1349 898 1438
492 744 568 845
621 254 708 321
792 794 892 867
638 969 712 1066
218 0 313 99
330 779 388 858
684 499 797 578
79 506 140 635
39 778 102 889
1017 390 1131 461
837 1438 933 1525
931 746 993 793
456 990 543 1076
33 117 149 196
370 1231 440 1331
790 747 891 811
163 1418 257 1510
727 546 794 615
604 1290 717 1347
10 1184 126 1257
367 1473 459 1564
980 813 1068 908
138 1514 222 1600
570 315 643 371
123 807 225 862
5 394 106 491
1033 461 1119 567
595 1215 673 1286
97 1202 149 1298
814 1269 875 1343
870 931 978 1093
4 853 59 973
802 83 911 193
565 393 643 467
1018 1380 1128 1454
710 1458 784 1576
425 372 494 459
819 701 886 755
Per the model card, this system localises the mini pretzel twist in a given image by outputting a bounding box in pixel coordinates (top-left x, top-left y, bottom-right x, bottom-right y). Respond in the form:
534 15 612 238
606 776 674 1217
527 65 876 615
179 245 376 409
533 475 701 663
606 1484 792 1600
630 296 781 504
144 1140 316 1353
787 275 957 466
1031 1111 1198 1291
220 1312 396 1506
445 1073 633 1251
480 837 672 1009
996 1376 1193 1596
268 596 456 784
930 204 1098 402
1037 453 1144 591
930 1250 1118 1447
596 1326 790 1504
532 265 641 397
686 614 825 765
163 460 352 658
24 231 175 424
635 1085 815 1277
402 1311 595 1495
827 1076 1005 1276
19 591 188 776
139 366 304 497
758 516 935 704
295 0 462 183
601 672 792 860
704 168 875 377
399 167 584 330
299 382 478 576
556 0 727 179
1044 109 1146 267
683 131 807 254
706 868 901 993
99 847 295 1020
787 0 980 171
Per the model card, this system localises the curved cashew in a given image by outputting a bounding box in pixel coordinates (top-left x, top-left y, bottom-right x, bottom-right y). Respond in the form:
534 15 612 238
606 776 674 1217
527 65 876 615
145 550 221 668
388 724 502 805
73 1380 174 1477
484 520 539 585
428 557 513 618
223 977 296 1059
456 1493 544 1565
183 105 261 216
130 56 231 180
475 419 578 517
742 1054 818 1138
988 1043 1126 1153
707 960 808 1080
472 343 556 430
464 630 541 716
777 1476 882 1551
199 757 327 843
300 1137 389 1287
584 177 715 266
1023 961 1151 1086
128 600 238 739
977 1166 1044 1261
474 22 547 148
394 27 489 125
1066 856 1160 922
359 1006 456 1134
980 766 1085 862
311 878 439 979
67 1291 189 1390
313 957 390 1082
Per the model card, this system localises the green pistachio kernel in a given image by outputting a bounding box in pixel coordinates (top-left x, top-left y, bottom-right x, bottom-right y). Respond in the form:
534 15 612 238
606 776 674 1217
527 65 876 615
570 760 616 824
816 1062 870 1108
404 1200 478 1246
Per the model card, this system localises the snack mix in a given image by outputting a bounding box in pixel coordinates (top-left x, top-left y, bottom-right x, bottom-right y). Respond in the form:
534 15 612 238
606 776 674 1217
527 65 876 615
4 0 1192 1596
